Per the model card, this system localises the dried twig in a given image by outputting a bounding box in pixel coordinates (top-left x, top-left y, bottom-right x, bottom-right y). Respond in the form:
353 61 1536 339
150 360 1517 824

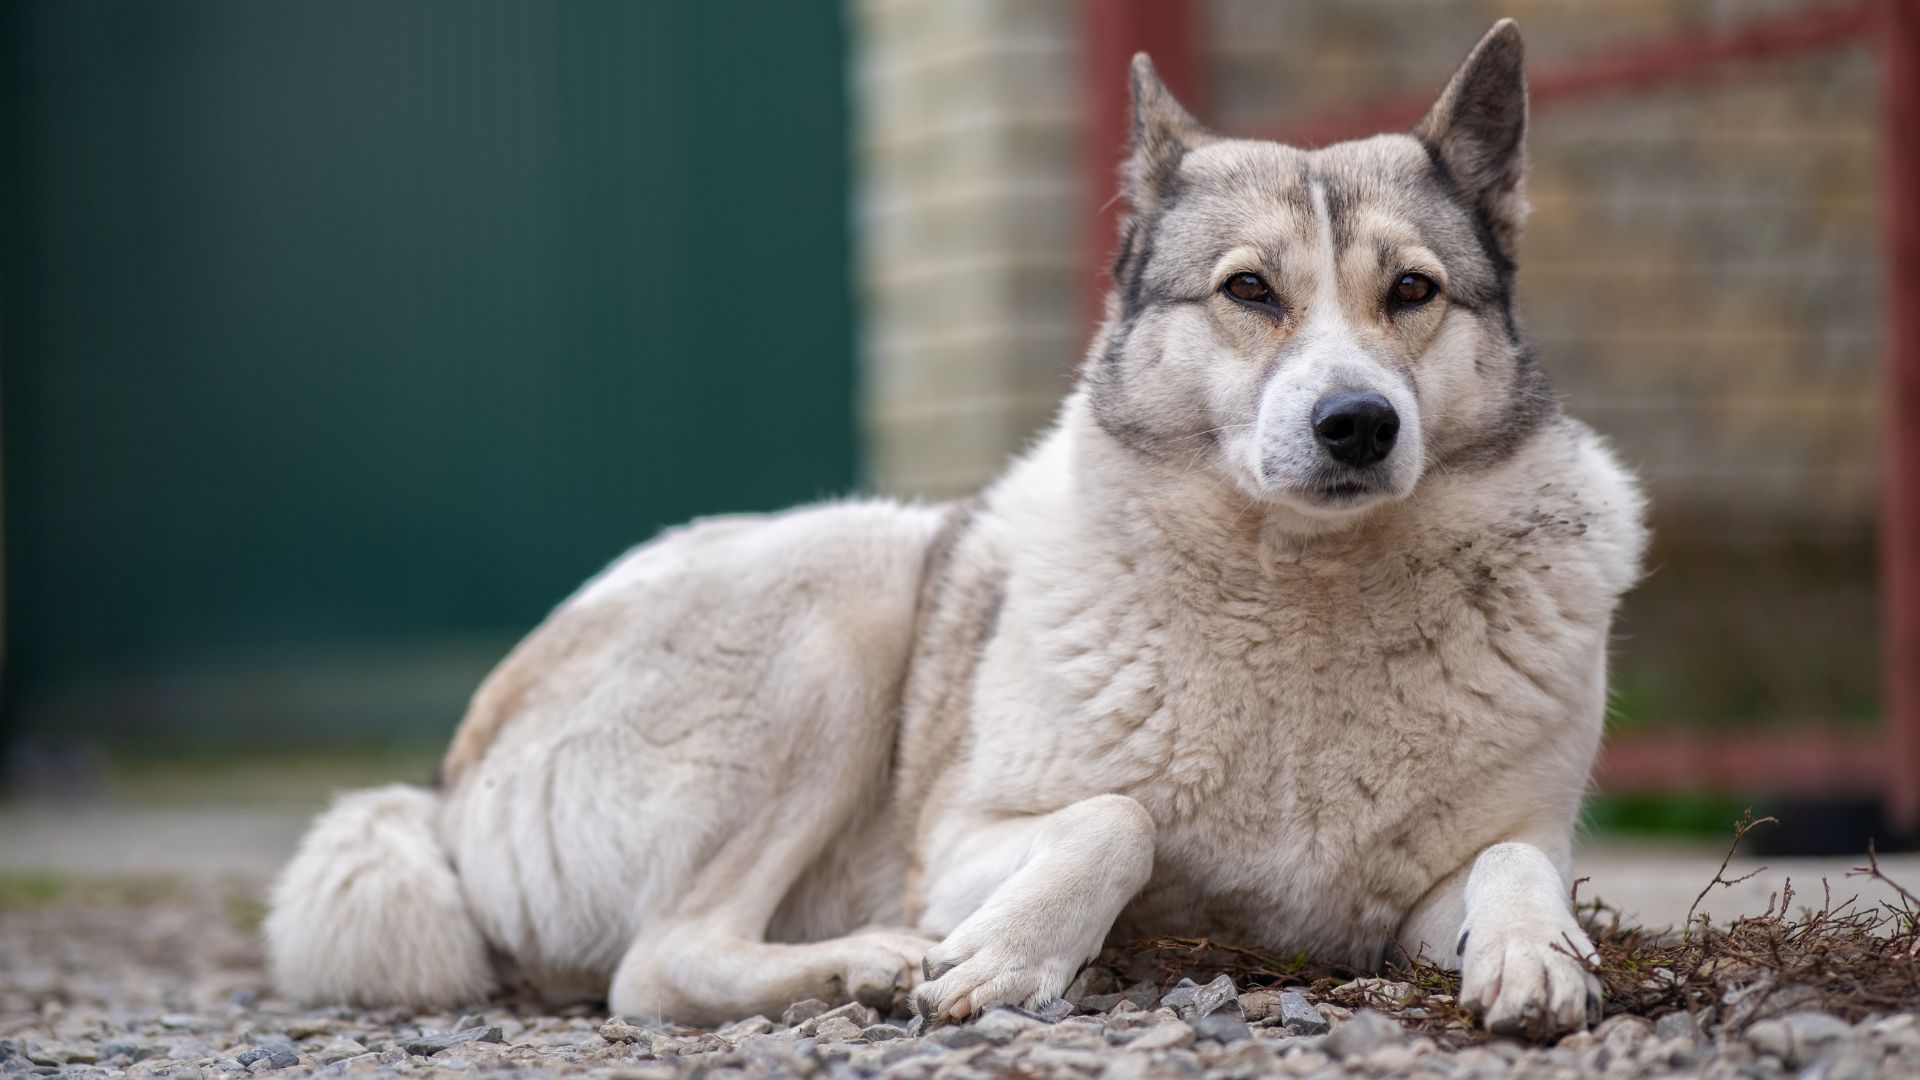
1684 809 1777 939
1850 838 1920 913
1104 816 1919 1045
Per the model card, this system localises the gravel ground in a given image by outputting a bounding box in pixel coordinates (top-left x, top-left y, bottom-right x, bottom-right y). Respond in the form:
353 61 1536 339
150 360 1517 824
5 877 1919 1080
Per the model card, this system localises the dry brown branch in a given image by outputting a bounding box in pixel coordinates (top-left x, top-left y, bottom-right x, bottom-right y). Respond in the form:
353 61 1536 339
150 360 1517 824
1851 838 1920 914
1684 808 1777 939
1105 817 1919 1045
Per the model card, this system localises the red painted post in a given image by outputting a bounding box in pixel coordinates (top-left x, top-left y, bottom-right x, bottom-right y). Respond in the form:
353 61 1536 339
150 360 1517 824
1081 0 1198 336
1883 0 1920 832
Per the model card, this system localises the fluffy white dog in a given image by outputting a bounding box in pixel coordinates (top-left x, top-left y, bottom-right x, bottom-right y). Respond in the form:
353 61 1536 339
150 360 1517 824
268 21 1645 1040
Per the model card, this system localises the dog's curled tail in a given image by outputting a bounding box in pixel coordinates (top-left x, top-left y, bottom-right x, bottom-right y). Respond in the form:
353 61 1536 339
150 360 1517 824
265 784 493 1008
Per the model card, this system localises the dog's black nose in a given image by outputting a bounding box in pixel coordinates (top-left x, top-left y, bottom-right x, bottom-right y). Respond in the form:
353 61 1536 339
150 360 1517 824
1311 391 1400 467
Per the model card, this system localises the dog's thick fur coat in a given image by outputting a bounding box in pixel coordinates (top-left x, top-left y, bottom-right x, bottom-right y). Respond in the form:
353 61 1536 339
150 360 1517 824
268 22 1645 1040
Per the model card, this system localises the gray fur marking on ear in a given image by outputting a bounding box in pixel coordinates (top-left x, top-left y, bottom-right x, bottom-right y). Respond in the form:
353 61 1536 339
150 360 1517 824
1415 20 1529 257
1123 53 1212 209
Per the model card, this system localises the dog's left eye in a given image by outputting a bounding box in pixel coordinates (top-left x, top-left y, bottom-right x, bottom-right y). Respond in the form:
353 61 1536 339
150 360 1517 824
1222 272 1278 308
1389 273 1438 308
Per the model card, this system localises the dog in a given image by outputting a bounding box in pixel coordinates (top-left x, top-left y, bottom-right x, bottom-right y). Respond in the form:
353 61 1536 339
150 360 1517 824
266 20 1645 1040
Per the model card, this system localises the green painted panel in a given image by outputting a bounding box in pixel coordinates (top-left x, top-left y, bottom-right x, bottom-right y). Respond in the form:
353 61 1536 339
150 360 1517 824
2 2 855 748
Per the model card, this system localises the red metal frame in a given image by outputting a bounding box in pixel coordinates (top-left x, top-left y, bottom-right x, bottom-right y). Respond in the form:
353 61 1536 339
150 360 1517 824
1080 0 1910 820
1883 0 1920 829
1262 2 1875 147
1596 729 1885 798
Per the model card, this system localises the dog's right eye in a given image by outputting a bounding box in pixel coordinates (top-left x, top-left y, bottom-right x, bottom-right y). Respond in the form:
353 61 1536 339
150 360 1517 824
1223 272 1277 308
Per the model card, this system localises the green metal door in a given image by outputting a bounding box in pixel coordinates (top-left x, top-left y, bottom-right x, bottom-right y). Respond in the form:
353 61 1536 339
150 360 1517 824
2 2 856 753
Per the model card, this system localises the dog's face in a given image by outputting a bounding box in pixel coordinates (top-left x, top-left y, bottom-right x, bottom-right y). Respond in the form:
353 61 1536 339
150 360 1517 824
1087 22 1552 529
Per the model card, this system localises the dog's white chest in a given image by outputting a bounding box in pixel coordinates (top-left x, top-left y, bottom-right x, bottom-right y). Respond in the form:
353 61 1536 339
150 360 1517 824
971 514 1610 964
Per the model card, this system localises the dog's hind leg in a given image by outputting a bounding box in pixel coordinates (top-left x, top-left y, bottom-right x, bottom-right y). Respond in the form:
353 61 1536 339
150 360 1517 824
909 795 1157 1022
432 502 946 1026
606 776 935 1026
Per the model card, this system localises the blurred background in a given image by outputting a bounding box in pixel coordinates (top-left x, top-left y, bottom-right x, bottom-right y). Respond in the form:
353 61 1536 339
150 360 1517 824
1 0 1913 901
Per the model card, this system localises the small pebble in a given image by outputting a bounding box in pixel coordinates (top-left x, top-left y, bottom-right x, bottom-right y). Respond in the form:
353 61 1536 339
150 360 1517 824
809 1016 864 1043
1194 1011 1252 1044
234 1045 299 1070
1277 990 1328 1036
1124 1020 1196 1051
398 1025 503 1056
1653 1010 1702 1045
1323 1010 1403 1059
597 1017 651 1044
781 999 830 1027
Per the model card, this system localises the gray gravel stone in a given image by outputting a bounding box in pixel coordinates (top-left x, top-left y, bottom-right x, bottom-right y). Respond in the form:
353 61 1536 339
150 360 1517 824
1653 1009 1703 1045
1352 1042 1428 1073
781 999 831 1027
1159 978 1202 1012
598 1017 651 1044
168 1038 221 1061
1022 1044 1112 1074
1234 988 1285 1023
1192 1012 1251 1044
823 1001 881 1027
234 1045 299 1070
1323 1010 1403 1059
1122 1020 1196 1051
714 1015 775 1042
1160 974 1242 1024
922 1025 993 1050
1596 1013 1653 1045
1081 981 1160 1015
807 1016 864 1043
398 1025 503 1057
972 1007 1046 1045
1746 1011 1854 1067
315 1037 367 1063
1276 991 1329 1036
1641 1034 1699 1069
1198 976 1242 1019
1028 997 1074 1023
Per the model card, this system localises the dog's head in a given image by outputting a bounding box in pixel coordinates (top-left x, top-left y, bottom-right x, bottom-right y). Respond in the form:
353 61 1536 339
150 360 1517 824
1087 21 1553 530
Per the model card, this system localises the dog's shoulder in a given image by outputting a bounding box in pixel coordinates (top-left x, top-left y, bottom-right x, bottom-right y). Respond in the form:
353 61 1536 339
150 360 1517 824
1417 413 1648 607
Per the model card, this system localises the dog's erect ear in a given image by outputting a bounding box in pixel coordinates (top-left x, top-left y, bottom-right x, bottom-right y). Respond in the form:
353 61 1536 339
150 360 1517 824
1122 53 1211 210
1415 20 1529 257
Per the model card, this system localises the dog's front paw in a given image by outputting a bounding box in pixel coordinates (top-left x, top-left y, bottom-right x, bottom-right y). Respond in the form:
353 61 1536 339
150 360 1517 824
1459 919 1602 1039
910 931 1085 1023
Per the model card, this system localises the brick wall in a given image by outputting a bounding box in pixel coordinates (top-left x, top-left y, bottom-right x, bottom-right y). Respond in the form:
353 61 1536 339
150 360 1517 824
852 0 1083 498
